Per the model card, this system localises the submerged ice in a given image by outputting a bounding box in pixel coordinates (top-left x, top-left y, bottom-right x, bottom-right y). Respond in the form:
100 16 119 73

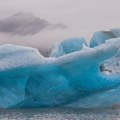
1 29 120 108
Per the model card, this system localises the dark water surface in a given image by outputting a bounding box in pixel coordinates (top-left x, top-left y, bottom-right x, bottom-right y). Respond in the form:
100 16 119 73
0 108 120 120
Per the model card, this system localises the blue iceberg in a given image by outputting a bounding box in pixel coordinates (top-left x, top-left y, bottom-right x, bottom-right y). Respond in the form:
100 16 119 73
1 29 120 108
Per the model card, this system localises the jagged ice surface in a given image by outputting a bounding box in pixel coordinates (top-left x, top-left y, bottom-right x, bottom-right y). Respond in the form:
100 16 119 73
50 38 87 57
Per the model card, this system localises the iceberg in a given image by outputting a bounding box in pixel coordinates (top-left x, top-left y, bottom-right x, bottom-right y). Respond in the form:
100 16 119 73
1 31 120 108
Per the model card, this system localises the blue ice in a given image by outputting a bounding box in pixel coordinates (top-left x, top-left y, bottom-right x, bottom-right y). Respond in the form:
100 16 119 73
0 29 120 108
50 37 87 57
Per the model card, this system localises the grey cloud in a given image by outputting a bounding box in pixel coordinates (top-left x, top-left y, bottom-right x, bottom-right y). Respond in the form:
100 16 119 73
49 23 68 30
0 13 67 36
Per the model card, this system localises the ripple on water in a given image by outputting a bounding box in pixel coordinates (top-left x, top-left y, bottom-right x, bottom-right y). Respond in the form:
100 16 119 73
0 108 120 120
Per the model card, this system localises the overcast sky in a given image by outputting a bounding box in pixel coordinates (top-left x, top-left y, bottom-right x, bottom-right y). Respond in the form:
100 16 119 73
0 0 120 49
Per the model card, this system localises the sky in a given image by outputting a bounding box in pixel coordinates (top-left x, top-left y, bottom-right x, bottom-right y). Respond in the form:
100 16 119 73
0 0 120 51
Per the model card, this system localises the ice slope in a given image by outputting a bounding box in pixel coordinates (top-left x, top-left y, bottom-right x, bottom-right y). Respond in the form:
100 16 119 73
0 37 120 108
50 38 86 57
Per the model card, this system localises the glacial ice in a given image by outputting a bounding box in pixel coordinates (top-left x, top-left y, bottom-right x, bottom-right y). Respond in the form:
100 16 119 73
111 28 120 37
90 30 116 48
1 30 120 108
50 38 87 57
0 44 44 108
90 29 120 75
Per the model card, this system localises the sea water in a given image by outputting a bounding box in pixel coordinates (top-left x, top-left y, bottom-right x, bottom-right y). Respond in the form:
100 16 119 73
0 108 120 120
